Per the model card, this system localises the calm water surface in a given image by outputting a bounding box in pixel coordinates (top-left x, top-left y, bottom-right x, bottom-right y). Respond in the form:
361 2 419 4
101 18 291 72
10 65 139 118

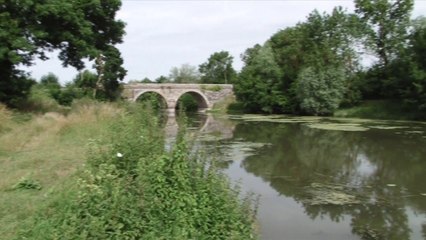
181 114 426 240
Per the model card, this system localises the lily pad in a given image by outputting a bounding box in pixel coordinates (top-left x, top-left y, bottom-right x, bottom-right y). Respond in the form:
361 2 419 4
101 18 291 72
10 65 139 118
404 130 424 134
306 123 369 132
369 126 408 130
303 183 361 205
244 117 321 123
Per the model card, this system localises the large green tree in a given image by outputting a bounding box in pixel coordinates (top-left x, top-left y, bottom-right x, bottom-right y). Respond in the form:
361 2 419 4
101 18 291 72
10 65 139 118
388 16 426 115
235 43 286 113
355 0 414 68
168 64 200 83
295 66 346 115
0 0 126 106
355 0 414 99
235 7 363 114
199 51 237 84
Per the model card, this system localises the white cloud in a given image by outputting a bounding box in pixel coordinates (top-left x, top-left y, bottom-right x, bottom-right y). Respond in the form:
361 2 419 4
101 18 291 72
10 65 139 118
24 0 426 84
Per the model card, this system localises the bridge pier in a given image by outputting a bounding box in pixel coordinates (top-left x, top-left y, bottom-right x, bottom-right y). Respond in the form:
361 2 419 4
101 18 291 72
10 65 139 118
166 108 175 117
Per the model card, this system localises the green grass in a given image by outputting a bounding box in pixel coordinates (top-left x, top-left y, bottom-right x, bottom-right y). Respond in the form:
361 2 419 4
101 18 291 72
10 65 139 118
0 101 123 239
1 101 258 239
334 100 426 121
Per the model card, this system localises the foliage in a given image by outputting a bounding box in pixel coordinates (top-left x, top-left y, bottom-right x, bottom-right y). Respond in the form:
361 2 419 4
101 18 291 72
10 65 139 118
353 0 415 101
0 101 125 239
0 70 36 108
235 7 363 114
136 92 167 112
39 73 62 101
398 16 426 112
18 103 257 239
199 51 237 84
74 70 98 95
235 43 286 113
12 177 42 191
21 85 66 113
355 0 414 67
96 46 127 100
0 0 125 106
155 75 170 83
295 66 346 115
169 64 200 83
177 93 198 112
233 3 426 119
334 100 426 120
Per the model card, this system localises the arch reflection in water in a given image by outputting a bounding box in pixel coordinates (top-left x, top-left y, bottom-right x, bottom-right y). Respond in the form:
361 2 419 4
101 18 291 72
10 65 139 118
163 114 235 151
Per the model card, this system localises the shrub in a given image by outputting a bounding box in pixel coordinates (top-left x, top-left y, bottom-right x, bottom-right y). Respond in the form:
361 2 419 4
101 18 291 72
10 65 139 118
295 66 346 115
18 103 257 239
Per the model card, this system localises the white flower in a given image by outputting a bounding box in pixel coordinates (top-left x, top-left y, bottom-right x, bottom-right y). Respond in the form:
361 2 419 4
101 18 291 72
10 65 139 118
116 152 123 158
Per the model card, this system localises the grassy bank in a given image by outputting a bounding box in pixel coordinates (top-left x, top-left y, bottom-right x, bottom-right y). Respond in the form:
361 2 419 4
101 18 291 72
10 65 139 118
1 101 257 239
334 100 426 121
0 100 123 239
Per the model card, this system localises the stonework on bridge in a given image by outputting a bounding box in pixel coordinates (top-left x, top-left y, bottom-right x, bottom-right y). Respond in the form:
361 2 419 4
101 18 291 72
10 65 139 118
122 83 234 115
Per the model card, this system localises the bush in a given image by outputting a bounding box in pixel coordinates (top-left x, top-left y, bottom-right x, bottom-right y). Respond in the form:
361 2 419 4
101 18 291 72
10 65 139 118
18 85 69 113
19 103 257 239
295 66 346 115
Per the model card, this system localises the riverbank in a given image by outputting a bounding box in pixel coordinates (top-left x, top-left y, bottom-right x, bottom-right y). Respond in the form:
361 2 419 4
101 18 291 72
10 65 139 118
0 101 257 239
334 100 426 121
223 98 426 121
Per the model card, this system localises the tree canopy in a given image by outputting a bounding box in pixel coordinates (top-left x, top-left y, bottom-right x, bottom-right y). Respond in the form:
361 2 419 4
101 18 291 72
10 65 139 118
234 0 425 117
199 51 237 84
168 64 200 83
0 0 126 106
235 7 364 115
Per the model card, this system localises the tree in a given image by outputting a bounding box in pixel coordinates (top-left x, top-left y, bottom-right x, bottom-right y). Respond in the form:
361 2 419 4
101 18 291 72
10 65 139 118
73 70 98 96
295 66 346 115
234 43 286 113
390 16 426 114
355 0 414 67
155 75 169 83
199 51 237 84
0 0 126 106
236 7 363 114
168 64 200 83
40 73 61 101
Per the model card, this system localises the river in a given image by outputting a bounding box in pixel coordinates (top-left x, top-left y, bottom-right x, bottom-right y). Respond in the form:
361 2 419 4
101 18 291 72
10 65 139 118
168 113 426 240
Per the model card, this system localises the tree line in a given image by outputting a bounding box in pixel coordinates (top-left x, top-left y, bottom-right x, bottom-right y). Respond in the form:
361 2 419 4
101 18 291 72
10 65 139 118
235 0 425 116
1 0 425 118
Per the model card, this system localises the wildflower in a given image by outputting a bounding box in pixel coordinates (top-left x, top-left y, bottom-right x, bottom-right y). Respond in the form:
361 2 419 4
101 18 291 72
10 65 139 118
116 152 123 158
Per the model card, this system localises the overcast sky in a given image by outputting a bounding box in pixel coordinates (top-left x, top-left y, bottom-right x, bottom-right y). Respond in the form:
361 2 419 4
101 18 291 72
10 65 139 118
24 0 426 84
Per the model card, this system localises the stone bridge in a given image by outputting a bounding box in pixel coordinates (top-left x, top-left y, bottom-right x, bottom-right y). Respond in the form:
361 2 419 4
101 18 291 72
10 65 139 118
122 83 234 115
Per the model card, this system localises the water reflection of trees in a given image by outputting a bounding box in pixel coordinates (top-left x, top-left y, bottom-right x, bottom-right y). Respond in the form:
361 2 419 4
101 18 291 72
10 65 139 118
231 121 426 239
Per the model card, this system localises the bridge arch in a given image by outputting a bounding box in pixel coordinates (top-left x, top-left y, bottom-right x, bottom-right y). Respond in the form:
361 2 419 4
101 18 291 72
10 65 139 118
123 83 234 116
134 90 169 108
176 90 210 111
